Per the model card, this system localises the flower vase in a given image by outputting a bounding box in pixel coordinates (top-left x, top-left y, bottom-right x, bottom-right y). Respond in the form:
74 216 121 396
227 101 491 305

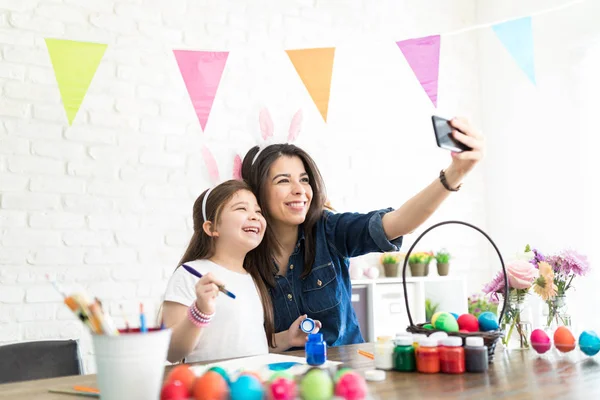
500 291 532 351
544 295 571 330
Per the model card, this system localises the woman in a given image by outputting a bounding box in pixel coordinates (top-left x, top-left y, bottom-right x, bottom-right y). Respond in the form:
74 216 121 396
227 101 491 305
242 117 484 350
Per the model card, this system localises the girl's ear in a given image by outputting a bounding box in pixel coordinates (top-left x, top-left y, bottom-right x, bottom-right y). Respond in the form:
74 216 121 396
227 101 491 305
287 109 303 143
232 154 242 180
259 107 274 140
201 145 220 185
202 221 219 237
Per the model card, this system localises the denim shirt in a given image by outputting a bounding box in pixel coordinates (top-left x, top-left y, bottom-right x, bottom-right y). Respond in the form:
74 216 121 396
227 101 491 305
270 208 403 347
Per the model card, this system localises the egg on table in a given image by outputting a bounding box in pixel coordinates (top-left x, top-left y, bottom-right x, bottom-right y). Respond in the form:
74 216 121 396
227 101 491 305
553 326 576 353
531 329 552 354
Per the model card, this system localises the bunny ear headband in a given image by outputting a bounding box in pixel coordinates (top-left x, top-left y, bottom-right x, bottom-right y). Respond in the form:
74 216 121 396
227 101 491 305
201 146 243 222
251 107 303 165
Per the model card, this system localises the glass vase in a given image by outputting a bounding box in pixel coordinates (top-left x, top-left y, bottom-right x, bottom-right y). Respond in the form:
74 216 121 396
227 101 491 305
500 291 532 350
545 295 571 330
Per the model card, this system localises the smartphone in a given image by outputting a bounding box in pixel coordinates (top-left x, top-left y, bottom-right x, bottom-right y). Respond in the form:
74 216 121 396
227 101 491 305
431 115 471 152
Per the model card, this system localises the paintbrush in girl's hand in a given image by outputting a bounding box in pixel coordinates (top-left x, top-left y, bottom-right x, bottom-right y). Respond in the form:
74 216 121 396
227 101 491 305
181 264 236 299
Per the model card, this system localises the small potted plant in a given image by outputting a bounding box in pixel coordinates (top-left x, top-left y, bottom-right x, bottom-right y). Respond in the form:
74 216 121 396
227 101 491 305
423 251 434 276
435 249 451 276
408 252 428 277
380 252 400 278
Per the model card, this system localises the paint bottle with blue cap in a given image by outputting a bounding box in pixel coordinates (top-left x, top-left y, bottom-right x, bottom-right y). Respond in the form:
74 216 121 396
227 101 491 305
306 333 327 366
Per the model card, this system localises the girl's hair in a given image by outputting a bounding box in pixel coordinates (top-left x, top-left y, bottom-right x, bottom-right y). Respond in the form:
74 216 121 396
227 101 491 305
176 179 275 348
241 144 327 284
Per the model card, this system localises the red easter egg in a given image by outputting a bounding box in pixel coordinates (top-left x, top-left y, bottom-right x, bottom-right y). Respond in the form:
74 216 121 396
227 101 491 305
334 371 368 400
193 371 229 400
165 364 196 394
457 314 479 332
161 380 189 400
268 377 297 400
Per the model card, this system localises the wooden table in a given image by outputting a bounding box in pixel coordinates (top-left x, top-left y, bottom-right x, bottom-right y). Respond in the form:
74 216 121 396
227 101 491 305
1 343 599 399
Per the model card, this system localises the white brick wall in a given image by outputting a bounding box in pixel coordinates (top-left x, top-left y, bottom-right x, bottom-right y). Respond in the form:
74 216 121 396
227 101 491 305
0 0 510 372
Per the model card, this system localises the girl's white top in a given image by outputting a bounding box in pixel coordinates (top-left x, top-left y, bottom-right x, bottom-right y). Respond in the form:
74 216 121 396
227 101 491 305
163 259 269 363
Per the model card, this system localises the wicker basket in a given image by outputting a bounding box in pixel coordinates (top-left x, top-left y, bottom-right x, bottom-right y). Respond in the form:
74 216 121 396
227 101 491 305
401 220 509 363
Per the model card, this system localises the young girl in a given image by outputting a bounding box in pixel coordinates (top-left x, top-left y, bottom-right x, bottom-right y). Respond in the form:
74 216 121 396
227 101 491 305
242 116 484 349
162 180 318 363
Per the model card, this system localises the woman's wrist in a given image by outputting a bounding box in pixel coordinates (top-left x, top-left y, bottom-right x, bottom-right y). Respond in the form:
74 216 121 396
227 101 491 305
442 164 464 190
187 302 214 328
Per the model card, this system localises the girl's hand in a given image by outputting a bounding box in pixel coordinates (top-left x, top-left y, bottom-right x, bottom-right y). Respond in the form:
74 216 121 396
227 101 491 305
448 117 484 175
194 272 224 315
286 314 322 348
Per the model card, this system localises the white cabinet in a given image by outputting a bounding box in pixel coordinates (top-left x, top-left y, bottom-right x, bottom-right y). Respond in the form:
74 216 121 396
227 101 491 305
350 276 467 342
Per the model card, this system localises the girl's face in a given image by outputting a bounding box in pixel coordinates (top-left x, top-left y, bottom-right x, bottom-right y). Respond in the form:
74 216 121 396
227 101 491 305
265 155 313 227
214 190 266 251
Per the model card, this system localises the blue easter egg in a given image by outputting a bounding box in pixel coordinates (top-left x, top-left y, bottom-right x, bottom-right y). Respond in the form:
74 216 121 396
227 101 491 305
477 311 499 332
450 313 459 320
230 375 264 400
579 330 600 356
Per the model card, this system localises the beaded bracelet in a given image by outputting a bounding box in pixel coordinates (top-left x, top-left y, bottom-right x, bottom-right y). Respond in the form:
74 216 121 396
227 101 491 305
187 302 214 328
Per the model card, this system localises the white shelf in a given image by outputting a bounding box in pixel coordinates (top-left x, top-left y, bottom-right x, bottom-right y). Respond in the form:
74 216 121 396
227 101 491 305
351 276 465 285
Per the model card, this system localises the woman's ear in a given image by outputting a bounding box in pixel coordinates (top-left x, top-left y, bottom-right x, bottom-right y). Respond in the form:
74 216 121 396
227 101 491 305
202 221 219 237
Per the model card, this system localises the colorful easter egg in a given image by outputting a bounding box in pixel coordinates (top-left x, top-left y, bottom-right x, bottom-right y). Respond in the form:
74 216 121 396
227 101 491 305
477 312 499 332
230 374 263 400
531 329 552 354
457 314 479 332
423 324 434 330
450 313 459 320
434 313 459 333
553 326 576 353
269 371 294 382
165 364 196 393
334 371 368 400
431 311 446 326
300 368 333 400
161 380 189 400
208 366 231 385
193 371 229 400
579 330 600 356
268 376 297 400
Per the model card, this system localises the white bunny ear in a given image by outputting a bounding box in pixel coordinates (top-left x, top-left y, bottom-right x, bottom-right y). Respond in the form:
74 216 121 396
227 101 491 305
232 154 242 180
201 145 220 185
259 108 274 141
287 109 303 143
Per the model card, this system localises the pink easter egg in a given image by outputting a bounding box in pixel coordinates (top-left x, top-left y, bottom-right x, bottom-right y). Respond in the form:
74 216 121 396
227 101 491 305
531 329 552 354
268 377 297 400
334 371 367 400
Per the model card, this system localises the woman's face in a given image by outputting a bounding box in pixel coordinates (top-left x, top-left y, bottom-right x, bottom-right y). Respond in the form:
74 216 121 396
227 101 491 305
265 155 313 227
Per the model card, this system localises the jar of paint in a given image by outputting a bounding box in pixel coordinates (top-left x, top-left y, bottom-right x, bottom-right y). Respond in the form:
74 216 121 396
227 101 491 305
439 337 465 374
464 337 488 373
374 336 394 370
416 338 440 374
305 333 327 366
393 336 415 372
300 318 316 334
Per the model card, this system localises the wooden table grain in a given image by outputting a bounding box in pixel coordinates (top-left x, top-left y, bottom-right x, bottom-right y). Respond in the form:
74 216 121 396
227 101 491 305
0 343 598 399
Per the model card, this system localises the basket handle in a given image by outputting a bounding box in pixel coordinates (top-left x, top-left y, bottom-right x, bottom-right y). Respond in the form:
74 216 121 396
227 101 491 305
401 220 508 327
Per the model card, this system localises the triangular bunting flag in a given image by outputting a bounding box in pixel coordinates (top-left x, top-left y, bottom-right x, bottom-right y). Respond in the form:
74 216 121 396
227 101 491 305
396 35 441 107
173 50 229 132
45 38 107 125
286 48 335 123
492 17 536 85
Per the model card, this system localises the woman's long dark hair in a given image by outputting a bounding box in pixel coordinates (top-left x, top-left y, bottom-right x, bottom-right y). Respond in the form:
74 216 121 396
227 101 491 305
175 180 275 347
241 144 327 285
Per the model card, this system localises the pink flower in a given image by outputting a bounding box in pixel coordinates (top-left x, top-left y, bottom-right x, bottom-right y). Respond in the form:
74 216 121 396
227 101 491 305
507 259 537 289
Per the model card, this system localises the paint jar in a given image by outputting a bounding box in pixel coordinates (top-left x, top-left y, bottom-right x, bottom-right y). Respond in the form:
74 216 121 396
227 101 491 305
416 338 440 374
374 336 394 370
464 337 488 373
300 318 316 333
393 336 415 372
305 333 327 366
439 337 465 374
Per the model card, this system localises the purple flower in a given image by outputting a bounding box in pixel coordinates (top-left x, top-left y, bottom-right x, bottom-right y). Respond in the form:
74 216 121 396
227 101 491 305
482 272 505 295
474 308 481 313
549 249 590 276
530 248 545 268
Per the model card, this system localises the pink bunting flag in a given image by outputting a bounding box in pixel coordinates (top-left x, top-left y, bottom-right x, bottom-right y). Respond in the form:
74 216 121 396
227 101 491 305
173 50 229 132
396 35 441 107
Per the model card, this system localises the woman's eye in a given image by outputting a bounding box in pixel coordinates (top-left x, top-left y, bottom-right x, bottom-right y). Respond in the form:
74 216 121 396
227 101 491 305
301 177 310 183
277 179 289 184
